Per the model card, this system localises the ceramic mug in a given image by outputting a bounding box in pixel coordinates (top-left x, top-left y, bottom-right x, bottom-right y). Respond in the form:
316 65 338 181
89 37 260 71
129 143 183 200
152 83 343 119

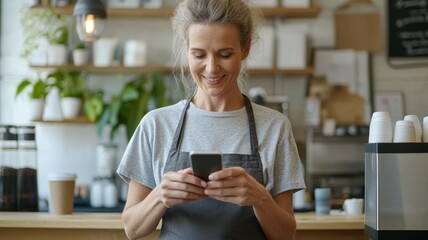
343 198 363 215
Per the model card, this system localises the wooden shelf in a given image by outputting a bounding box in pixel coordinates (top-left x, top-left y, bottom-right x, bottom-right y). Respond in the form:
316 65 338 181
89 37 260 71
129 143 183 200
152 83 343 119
30 64 314 76
259 6 322 18
248 66 314 76
32 5 321 19
33 116 92 124
29 64 173 74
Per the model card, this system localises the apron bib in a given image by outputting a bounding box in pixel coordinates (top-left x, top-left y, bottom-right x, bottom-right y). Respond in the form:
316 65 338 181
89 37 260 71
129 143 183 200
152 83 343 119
159 95 266 240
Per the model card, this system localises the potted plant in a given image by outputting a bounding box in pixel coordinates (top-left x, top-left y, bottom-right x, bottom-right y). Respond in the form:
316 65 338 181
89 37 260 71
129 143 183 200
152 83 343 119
48 69 86 119
83 90 105 123
72 42 89 66
15 76 50 120
97 72 171 141
47 25 69 66
20 7 68 66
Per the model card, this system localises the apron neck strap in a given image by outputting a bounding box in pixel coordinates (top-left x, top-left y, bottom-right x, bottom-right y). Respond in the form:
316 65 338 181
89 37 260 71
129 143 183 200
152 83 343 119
170 95 259 154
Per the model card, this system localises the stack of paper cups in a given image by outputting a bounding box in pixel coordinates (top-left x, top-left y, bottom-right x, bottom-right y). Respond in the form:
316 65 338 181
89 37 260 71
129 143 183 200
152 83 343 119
369 111 393 143
393 120 417 143
404 115 422 142
423 116 428 143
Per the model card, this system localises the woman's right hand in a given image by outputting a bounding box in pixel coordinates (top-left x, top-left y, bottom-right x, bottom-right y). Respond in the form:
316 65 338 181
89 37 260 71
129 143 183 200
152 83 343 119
159 167 207 208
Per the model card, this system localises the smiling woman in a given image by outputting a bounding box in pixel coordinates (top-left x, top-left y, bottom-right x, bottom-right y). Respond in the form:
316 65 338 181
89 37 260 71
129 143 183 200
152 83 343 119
116 1 305 240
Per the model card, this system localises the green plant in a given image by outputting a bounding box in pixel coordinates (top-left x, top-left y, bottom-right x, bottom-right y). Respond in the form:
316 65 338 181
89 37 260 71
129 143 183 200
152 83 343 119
50 25 68 45
20 7 68 59
15 76 50 99
84 90 104 123
48 69 86 99
97 72 171 141
74 41 86 50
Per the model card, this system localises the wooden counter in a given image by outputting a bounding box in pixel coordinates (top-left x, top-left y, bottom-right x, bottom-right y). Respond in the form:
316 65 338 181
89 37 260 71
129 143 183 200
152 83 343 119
0 212 367 240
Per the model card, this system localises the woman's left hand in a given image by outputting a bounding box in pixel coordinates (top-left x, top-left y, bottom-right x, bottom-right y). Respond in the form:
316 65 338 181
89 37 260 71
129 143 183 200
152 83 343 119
204 167 269 207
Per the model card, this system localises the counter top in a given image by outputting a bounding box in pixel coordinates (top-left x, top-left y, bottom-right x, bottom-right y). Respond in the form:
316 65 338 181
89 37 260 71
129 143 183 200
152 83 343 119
0 212 364 230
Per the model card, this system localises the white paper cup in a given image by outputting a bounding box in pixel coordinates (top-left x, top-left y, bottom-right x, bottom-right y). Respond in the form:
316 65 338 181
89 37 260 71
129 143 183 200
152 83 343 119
369 119 393 143
393 120 416 143
371 111 392 121
404 115 422 142
423 117 428 143
369 111 393 143
48 173 77 215
343 198 364 215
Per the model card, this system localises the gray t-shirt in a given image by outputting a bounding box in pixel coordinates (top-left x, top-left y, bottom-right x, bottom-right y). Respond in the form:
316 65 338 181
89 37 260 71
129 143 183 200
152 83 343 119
117 100 305 196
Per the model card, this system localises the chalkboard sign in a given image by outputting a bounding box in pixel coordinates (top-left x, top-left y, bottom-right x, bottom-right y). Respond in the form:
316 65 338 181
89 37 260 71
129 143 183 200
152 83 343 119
388 0 428 58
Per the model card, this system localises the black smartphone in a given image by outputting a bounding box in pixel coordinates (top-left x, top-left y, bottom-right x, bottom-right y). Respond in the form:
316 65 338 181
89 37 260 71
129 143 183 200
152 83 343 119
189 151 223 182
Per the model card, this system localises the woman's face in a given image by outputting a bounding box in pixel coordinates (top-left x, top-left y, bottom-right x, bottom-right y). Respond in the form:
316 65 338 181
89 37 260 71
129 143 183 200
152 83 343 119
186 23 249 99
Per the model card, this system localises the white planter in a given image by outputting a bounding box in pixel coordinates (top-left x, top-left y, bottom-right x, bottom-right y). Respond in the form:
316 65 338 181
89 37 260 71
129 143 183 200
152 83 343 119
93 38 118 67
28 98 45 121
61 97 82 119
47 44 68 66
73 49 89 66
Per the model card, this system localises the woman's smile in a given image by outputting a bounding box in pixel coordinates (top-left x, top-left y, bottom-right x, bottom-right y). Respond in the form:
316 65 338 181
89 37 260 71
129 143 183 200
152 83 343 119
203 75 225 85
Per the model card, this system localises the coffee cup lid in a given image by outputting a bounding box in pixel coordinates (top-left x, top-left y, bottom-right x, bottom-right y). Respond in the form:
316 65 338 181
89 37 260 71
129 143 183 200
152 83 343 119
48 173 77 181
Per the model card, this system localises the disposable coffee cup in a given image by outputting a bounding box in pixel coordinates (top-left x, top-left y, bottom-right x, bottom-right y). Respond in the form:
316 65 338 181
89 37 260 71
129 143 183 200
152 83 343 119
423 116 428 143
48 173 77 215
314 188 331 215
393 120 416 143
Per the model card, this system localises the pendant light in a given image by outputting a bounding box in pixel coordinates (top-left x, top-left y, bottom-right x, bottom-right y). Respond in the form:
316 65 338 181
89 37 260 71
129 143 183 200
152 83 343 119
73 0 107 42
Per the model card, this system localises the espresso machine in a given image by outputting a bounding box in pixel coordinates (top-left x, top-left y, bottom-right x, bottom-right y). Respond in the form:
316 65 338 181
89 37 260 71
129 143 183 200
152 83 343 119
365 143 428 239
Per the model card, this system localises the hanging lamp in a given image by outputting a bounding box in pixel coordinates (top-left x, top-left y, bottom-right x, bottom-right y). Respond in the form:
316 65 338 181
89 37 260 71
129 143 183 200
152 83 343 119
73 0 107 42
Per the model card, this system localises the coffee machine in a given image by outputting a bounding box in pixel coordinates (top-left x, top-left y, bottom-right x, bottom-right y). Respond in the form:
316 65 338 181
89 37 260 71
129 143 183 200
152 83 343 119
365 143 428 239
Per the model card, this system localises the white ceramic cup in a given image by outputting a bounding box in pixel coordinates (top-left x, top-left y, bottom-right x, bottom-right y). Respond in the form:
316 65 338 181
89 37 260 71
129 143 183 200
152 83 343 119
369 112 393 143
404 115 422 142
343 198 364 215
393 120 416 143
293 189 306 209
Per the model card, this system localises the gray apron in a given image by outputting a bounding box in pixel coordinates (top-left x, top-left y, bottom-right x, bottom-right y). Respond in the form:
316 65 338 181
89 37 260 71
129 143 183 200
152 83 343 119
159 95 266 240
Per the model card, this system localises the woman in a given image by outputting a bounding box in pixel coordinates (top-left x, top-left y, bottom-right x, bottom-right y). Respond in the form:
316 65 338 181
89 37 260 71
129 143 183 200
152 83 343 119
117 0 305 239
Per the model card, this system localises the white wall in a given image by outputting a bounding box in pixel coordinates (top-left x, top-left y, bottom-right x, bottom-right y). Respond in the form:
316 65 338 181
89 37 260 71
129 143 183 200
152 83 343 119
1 0 428 200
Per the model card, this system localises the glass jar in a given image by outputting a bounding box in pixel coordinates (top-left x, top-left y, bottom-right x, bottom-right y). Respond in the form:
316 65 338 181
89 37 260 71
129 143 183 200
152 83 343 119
96 143 117 178
90 177 104 208
103 178 118 208
17 125 39 211
0 125 19 211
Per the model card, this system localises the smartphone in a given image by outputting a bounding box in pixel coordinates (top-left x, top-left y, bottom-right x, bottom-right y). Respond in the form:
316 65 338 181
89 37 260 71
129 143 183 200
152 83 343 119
189 151 223 182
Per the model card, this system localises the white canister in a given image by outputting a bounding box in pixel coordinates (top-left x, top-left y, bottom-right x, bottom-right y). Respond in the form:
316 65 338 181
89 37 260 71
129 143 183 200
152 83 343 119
93 38 118 67
90 178 104 208
103 180 118 208
124 40 147 67
96 144 117 177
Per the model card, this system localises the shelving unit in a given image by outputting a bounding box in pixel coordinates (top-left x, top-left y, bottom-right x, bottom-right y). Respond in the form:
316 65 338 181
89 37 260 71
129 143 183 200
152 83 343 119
32 5 322 19
32 116 92 124
30 64 314 76
29 4 321 124
29 5 321 76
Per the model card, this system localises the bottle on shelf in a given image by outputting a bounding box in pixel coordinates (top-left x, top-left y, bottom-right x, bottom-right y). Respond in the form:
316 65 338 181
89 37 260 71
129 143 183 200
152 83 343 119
17 125 39 212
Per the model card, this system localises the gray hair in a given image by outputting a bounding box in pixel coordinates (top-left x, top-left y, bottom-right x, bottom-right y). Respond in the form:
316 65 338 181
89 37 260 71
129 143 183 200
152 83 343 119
171 0 261 96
